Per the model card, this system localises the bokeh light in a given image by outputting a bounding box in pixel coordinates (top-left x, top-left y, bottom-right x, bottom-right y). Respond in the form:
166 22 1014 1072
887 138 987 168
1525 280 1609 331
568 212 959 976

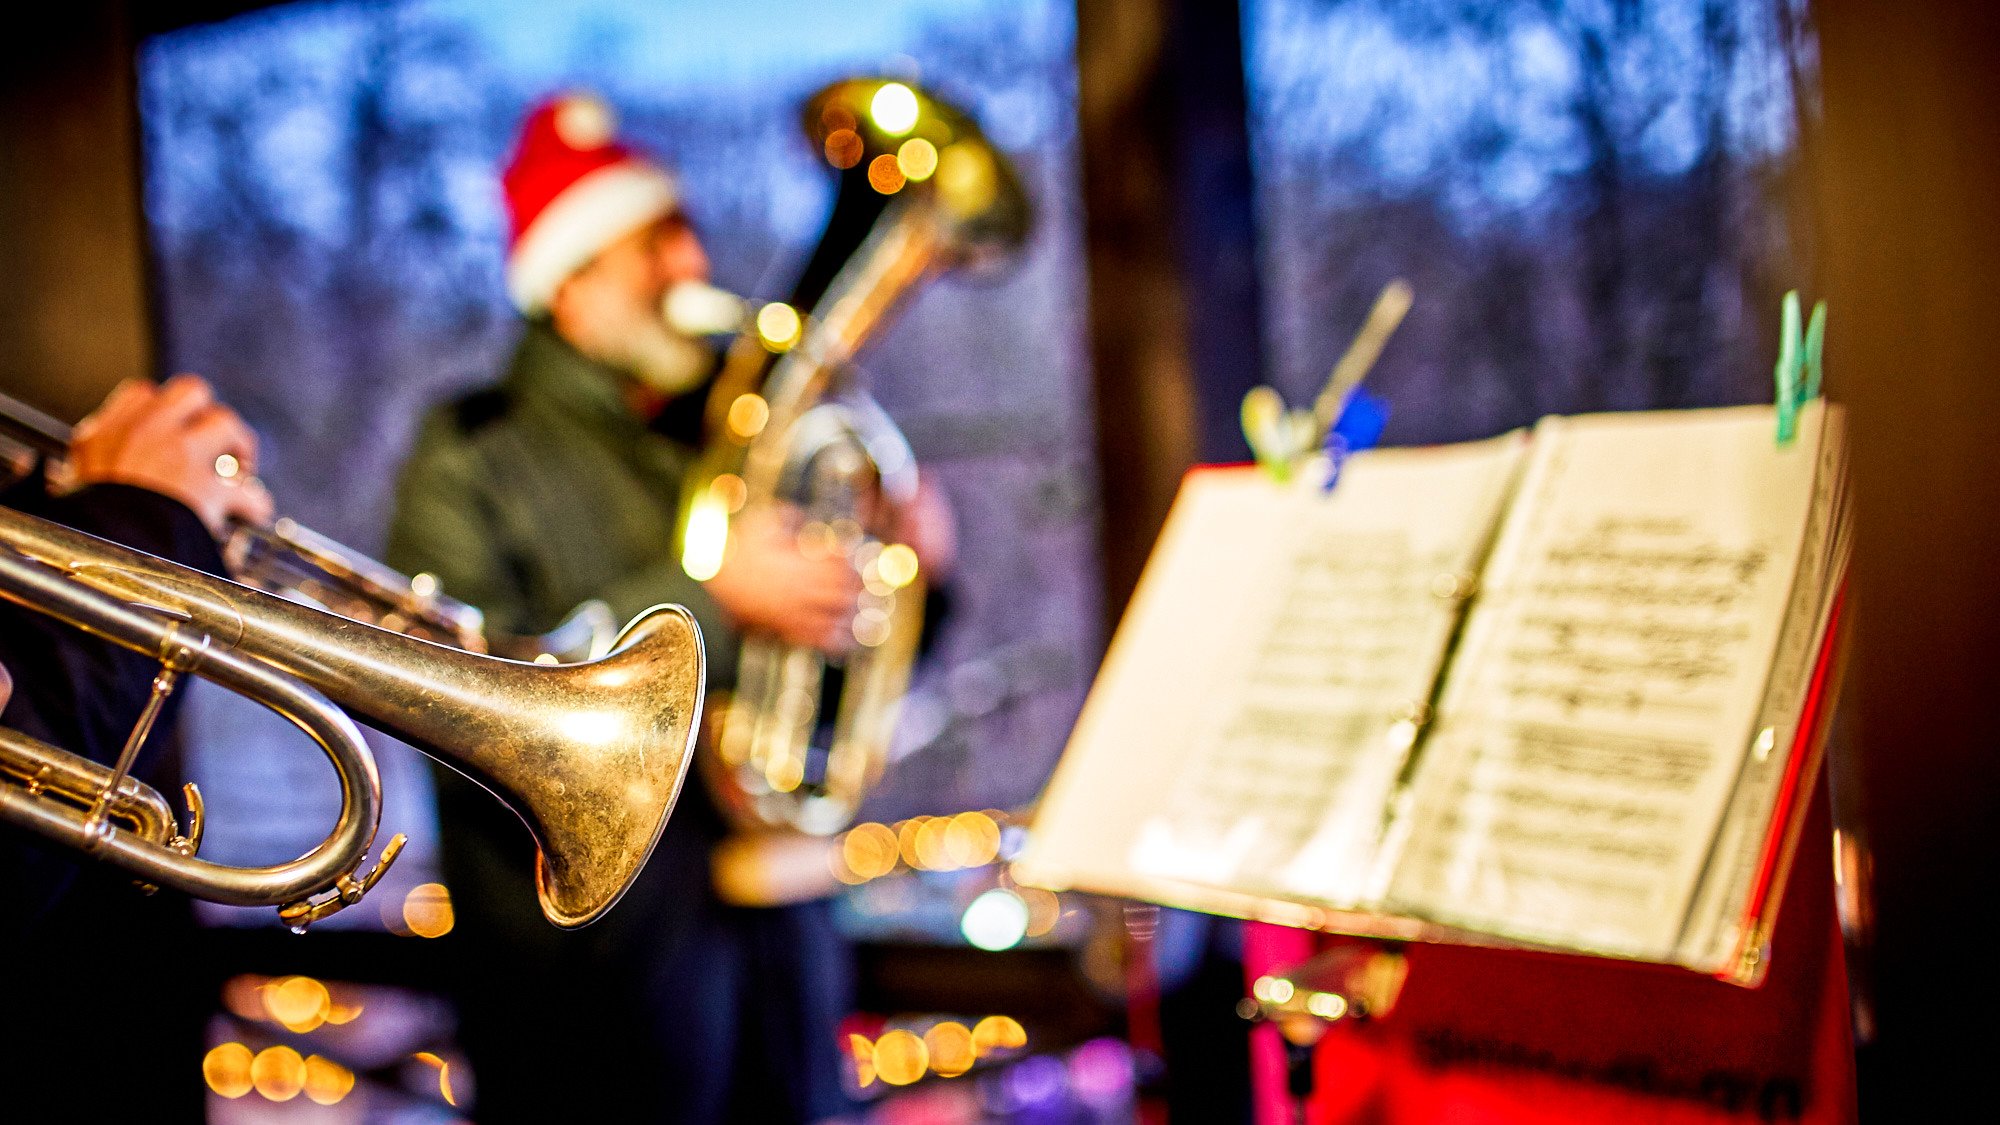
961 887 1030 951
914 816 953 869
403 883 454 938
852 606 892 648
681 490 731 582
755 302 802 350
303 1054 355 1106
925 1021 976 1077
1306 991 1349 1020
726 392 771 438
873 1028 928 1086
848 1032 877 1088
897 137 939 181
1020 886 1062 937
250 1045 306 1101
1069 1037 1135 1109
824 127 864 169
265 975 329 1033
972 1015 1028 1056
203 1042 254 1099
945 811 1002 867
868 153 907 194
935 143 999 215
870 81 920 134
414 1051 458 1106
842 821 901 881
876 543 920 589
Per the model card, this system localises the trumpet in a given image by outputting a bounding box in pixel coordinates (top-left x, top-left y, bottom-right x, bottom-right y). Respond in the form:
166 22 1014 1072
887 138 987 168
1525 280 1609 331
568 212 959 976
0 388 616 664
0 504 703 929
677 77 1029 836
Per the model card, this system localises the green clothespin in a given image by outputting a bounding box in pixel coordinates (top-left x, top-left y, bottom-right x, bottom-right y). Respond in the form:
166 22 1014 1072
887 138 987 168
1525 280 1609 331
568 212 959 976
1774 290 1827 446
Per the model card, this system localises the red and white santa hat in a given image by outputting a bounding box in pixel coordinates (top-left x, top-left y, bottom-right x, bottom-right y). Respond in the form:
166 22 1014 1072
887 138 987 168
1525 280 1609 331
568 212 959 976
502 92 679 314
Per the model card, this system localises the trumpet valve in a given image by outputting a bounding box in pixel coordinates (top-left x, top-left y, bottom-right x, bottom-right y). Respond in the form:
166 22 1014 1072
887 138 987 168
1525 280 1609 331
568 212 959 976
278 832 408 933
173 782 206 856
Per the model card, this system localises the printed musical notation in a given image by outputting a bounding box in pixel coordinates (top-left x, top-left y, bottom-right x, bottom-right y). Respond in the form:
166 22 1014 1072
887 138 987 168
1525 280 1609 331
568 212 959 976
1023 403 1846 978
1136 524 1464 898
1386 409 1827 957
1496 516 1773 724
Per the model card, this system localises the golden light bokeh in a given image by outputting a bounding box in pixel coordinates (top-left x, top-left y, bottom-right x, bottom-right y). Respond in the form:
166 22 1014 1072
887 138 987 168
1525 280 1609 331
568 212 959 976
303 1054 355 1106
945 811 1001 867
414 1052 458 1107
924 1021 976 1078
767 751 806 794
897 137 939 182
914 815 955 870
868 153 907 195
403 883 455 939
972 1015 1028 1056
873 1029 928 1086
266 975 330 1033
250 1045 307 1102
848 1032 876 1088
842 821 901 881
222 975 268 1022
875 543 920 589
823 128 864 170
896 818 927 868
936 144 999 216
711 473 749 514
1020 886 1062 937
203 1042 254 1099
727 393 771 439
755 302 802 350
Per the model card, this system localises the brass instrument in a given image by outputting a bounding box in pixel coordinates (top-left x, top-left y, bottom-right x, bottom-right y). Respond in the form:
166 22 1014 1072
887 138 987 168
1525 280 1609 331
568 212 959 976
0 388 616 664
680 78 1029 836
0 504 704 929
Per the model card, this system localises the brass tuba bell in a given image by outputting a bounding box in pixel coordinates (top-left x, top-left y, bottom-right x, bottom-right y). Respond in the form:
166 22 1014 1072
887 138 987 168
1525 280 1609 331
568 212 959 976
679 77 1030 836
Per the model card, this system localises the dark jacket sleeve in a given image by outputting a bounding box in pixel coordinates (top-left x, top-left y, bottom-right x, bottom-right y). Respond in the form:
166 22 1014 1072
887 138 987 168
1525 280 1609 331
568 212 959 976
0 479 225 929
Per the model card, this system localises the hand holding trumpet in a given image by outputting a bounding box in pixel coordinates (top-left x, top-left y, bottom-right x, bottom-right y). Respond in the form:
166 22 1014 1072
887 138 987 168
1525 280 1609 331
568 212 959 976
67 374 273 536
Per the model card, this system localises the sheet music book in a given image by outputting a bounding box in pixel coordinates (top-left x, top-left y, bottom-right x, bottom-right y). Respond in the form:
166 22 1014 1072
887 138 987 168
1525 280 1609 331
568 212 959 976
1019 402 1849 982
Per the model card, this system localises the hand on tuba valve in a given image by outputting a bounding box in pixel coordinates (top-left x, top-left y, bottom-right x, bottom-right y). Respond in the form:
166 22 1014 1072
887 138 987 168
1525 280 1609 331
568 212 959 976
680 77 1024 838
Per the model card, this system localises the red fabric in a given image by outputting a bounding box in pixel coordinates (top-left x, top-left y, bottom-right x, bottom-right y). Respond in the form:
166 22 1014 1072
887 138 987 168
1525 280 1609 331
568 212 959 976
1245 787 1856 1125
502 96 643 249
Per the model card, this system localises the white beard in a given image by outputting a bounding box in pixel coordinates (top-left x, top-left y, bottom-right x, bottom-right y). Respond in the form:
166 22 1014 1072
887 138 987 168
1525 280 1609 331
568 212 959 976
567 290 712 396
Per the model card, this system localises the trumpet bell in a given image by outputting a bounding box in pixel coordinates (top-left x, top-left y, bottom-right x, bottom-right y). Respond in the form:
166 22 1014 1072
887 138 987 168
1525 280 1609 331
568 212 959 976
0 506 704 929
504 605 705 927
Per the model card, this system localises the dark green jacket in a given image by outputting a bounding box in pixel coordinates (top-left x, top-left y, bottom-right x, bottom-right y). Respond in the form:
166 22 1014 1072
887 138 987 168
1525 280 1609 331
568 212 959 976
385 320 737 685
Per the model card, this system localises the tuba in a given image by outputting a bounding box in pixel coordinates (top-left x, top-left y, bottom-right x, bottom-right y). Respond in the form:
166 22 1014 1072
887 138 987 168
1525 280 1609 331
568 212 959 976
0 504 703 929
678 78 1029 835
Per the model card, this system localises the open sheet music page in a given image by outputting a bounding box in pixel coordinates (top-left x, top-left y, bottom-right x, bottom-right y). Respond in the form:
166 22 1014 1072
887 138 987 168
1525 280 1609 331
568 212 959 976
1382 403 1832 960
1019 435 1526 910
